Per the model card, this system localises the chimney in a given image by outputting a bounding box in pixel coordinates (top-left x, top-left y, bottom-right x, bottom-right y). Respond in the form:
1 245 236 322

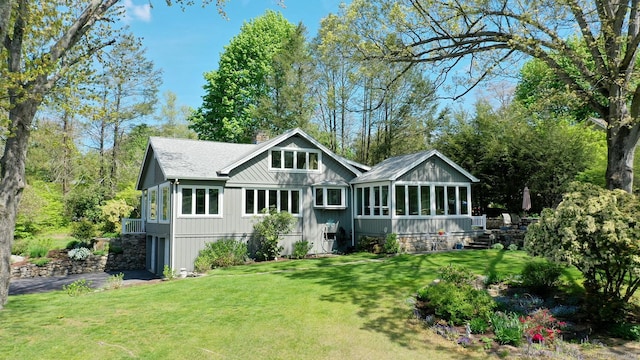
253 130 270 144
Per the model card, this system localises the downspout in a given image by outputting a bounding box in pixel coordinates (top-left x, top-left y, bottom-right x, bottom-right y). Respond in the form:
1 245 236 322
170 179 178 271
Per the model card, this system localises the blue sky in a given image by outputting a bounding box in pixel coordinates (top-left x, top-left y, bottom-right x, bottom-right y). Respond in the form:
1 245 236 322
124 0 344 111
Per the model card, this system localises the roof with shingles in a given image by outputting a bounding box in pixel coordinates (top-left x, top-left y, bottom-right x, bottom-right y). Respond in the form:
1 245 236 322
351 149 479 184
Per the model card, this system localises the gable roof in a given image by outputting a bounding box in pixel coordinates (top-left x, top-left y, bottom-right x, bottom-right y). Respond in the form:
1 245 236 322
351 149 479 184
217 128 365 177
136 128 368 190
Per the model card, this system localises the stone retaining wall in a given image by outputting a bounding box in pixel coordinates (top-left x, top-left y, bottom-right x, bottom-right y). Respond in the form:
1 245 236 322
11 234 146 279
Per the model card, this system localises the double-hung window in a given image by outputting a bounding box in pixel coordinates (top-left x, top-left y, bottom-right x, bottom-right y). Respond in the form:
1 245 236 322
179 186 222 217
355 185 390 216
244 188 301 215
159 183 170 223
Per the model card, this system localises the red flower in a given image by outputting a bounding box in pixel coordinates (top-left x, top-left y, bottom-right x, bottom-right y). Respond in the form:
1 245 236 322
532 333 544 342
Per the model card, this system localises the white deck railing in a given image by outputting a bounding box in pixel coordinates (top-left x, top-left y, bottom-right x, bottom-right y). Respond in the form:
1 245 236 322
471 215 487 230
121 218 145 234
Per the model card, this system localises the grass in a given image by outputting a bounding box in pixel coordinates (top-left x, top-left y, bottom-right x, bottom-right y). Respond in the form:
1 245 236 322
0 250 580 359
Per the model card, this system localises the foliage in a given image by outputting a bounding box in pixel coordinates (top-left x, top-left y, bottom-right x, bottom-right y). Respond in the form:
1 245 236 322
65 239 91 250
521 259 563 296
194 239 248 272
252 209 295 261
11 239 29 256
100 199 133 234
70 220 96 241
291 240 312 259
525 182 640 322
16 180 67 238
491 243 504 250
163 265 177 280
105 272 125 290
469 317 490 334
610 323 640 341
68 247 92 261
520 309 566 344
490 312 524 346
27 238 53 259
63 279 93 297
383 233 400 254
64 185 106 223
190 10 297 142
356 235 383 253
30 258 51 267
438 264 476 287
416 282 495 325
507 244 518 251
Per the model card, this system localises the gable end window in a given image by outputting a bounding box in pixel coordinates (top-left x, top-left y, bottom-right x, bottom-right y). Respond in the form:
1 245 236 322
179 186 222 217
314 187 346 209
270 148 320 171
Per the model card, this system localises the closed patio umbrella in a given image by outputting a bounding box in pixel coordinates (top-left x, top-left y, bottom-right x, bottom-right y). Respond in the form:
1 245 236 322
522 186 531 212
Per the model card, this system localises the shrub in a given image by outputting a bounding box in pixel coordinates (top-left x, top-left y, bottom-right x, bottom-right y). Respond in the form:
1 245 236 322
490 312 524 346
68 247 92 261
525 182 640 323
65 239 91 250
70 219 96 241
253 209 294 261
194 239 248 271
520 308 566 344
438 264 475 286
27 238 53 258
163 265 177 280
383 233 400 254
31 257 51 267
610 323 640 341
100 198 133 234
357 235 383 253
63 279 93 297
484 270 506 286
521 259 563 295
292 240 312 259
105 272 125 290
11 238 29 256
491 243 504 250
416 282 495 325
507 244 518 251
109 245 123 254
469 317 490 334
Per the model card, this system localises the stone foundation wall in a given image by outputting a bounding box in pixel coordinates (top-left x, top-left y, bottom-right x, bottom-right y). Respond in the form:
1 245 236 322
11 234 146 279
399 234 472 253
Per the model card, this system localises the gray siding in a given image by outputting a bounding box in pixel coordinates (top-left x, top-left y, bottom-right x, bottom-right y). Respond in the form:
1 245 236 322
139 149 166 189
354 218 392 238
399 157 469 183
392 217 471 235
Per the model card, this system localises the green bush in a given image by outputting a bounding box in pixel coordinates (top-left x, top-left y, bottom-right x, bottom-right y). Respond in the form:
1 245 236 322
383 233 400 254
416 282 495 325
525 182 640 323
490 312 524 346
27 238 53 258
253 209 295 261
31 257 51 267
491 243 504 250
292 240 312 259
105 272 125 290
469 317 490 334
63 279 93 297
68 247 91 261
357 235 383 253
610 323 640 341
65 239 91 250
521 259 563 295
163 265 177 280
70 219 96 241
507 244 518 251
11 238 29 256
438 264 475 286
100 198 133 234
194 238 248 272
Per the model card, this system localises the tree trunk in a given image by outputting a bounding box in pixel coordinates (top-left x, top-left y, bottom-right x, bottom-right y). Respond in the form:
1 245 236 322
606 100 640 192
0 99 37 309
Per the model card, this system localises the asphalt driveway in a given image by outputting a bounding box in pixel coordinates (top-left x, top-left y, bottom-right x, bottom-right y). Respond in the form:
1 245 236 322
9 270 160 295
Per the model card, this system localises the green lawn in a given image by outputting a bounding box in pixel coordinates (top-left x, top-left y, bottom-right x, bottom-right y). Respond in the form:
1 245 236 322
0 250 579 359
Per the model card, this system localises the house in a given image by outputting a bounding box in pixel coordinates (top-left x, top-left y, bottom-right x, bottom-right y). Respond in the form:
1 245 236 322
131 128 481 275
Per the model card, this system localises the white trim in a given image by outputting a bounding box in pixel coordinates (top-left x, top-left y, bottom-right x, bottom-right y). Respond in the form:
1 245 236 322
268 147 322 173
392 183 473 218
158 182 171 224
313 186 347 209
242 187 303 217
147 186 158 223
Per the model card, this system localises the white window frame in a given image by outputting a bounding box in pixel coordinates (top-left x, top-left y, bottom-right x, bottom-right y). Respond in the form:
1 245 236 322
243 188 302 217
159 183 171 223
354 183 390 218
177 185 223 218
393 182 472 217
269 147 321 172
147 186 158 222
314 186 347 209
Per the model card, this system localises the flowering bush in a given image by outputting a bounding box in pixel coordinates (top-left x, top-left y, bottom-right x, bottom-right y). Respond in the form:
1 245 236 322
525 182 640 322
520 309 566 344
68 247 91 261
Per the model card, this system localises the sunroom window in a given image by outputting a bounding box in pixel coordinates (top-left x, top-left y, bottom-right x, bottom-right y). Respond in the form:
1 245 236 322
179 186 222 217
